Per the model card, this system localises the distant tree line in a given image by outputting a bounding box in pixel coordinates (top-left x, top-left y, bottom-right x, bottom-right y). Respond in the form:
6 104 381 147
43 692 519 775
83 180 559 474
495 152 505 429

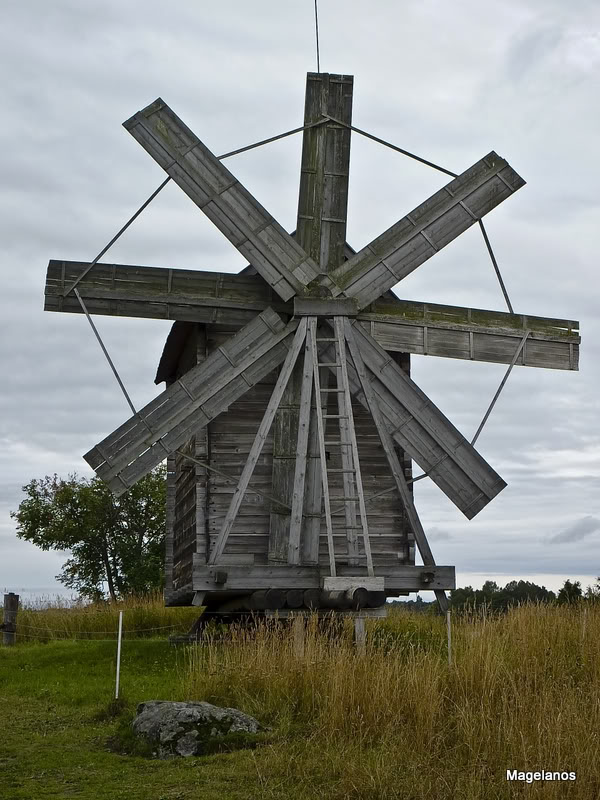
390 578 598 613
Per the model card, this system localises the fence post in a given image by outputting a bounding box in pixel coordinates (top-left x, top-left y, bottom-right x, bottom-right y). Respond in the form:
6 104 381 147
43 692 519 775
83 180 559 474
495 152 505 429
115 611 123 700
446 609 452 667
2 593 19 646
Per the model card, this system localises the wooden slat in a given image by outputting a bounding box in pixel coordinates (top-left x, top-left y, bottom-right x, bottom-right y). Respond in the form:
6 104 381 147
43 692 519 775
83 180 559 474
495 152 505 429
123 98 321 301
330 152 526 309
85 310 298 495
45 260 285 325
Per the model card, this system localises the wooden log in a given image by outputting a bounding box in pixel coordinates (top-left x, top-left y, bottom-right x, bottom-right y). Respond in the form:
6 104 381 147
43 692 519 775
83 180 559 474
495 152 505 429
2 593 19 646
248 589 286 610
321 590 352 610
347 587 369 611
303 588 322 609
331 152 525 309
366 591 387 608
286 589 305 609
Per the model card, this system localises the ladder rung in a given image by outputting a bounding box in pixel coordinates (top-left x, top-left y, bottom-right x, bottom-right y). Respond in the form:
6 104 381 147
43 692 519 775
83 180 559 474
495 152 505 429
317 362 339 367
320 389 344 393
327 469 356 473
316 337 337 342
332 496 359 501
324 441 352 446
323 414 348 419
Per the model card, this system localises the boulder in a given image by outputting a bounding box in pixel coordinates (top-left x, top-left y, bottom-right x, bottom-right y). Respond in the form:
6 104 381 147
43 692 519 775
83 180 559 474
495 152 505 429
132 700 262 759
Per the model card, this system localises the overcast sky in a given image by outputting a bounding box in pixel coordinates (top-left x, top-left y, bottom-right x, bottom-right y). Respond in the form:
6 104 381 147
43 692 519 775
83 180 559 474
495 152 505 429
1 0 598 600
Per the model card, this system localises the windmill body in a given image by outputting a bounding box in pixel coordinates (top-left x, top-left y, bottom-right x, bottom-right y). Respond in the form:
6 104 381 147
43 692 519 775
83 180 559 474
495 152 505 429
44 73 580 612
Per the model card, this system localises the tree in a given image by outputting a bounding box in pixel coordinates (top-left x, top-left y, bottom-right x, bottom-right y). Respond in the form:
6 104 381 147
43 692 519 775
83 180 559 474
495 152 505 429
11 466 166 601
557 579 582 605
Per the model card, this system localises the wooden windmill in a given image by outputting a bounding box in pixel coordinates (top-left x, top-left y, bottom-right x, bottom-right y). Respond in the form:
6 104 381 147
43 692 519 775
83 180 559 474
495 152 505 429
45 73 580 615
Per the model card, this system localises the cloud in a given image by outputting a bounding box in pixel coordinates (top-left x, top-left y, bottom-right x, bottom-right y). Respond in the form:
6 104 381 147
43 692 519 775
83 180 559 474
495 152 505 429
549 516 600 544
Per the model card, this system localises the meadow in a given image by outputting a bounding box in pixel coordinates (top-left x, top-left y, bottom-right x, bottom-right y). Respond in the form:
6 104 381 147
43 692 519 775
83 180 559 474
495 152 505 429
1 598 599 799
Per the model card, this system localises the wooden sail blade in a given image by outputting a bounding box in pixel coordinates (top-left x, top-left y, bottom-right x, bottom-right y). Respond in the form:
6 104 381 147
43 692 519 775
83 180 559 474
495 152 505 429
343 319 448 611
330 152 525 310
359 297 580 371
45 260 288 326
123 99 322 302
320 322 506 519
85 309 298 496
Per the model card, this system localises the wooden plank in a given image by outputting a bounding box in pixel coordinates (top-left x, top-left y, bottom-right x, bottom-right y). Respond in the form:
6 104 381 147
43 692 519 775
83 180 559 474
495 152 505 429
287 327 314 564
302 363 329 565
294 298 358 316
123 98 321 301
208 318 308 564
192 559 455 591
330 152 526 309
85 312 298 495
45 260 287 324
358 298 579 370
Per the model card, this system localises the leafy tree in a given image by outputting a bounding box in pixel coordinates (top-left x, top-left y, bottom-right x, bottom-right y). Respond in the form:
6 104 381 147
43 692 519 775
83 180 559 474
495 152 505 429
557 579 582 605
11 466 166 602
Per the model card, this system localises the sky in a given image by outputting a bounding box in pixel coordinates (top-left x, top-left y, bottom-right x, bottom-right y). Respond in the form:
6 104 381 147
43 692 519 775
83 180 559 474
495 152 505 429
1 0 598 599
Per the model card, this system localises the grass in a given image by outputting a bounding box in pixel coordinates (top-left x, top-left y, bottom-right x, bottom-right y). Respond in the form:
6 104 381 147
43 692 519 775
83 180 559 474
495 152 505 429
1 600 600 798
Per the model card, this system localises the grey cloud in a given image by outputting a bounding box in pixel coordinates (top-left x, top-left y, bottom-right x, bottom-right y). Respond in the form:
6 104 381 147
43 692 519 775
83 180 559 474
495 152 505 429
549 516 600 543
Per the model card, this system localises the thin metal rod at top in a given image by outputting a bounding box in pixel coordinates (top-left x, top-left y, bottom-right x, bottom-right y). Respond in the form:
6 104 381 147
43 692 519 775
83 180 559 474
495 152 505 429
314 0 321 73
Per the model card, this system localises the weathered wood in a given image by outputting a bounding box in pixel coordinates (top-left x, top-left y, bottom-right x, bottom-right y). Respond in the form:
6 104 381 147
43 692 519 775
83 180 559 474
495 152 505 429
303 588 321 609
330 152 525 309
332 321 507 518
46 261 578 371
344 320 448 611
124 98 321 301
2 593 19 646
193 560 455 591
309 317 337 576
296 73 353 273
86 311 299 495
286 589 306 608
294 298 358 316
208 319 308 564
333 317 373 576
287 328 314 564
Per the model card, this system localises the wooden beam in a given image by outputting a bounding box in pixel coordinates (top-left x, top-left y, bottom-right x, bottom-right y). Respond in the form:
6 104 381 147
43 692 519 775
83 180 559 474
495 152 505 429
85 309 298 495
209 319 308 564
45 259 286 325
192 559 455 592
123 98 321 301
46 260 579 370
330 152 526 309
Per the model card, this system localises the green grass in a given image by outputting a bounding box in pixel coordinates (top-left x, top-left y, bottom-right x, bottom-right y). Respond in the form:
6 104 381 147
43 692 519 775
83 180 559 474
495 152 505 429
2 603 600 798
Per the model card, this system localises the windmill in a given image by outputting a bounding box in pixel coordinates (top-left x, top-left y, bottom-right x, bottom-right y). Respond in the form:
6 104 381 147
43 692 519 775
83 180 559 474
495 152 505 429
45 73 579 616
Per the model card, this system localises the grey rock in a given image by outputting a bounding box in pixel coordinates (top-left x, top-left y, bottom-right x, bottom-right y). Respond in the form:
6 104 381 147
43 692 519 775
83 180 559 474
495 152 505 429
132 700 262 759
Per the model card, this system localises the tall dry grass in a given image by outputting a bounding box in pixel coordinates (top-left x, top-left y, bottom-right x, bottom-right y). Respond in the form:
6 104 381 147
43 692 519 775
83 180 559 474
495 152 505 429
14 591 199 642
184 604 600 799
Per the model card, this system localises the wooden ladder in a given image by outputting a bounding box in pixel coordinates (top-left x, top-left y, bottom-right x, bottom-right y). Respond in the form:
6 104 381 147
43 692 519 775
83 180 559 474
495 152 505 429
309 316 374 578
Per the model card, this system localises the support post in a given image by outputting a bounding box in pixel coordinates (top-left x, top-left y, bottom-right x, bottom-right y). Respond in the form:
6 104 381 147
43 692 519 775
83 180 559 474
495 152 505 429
2 593 19 646
446 609 452 667
115 610 123 699
354 616 366 651
292 615 306 658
